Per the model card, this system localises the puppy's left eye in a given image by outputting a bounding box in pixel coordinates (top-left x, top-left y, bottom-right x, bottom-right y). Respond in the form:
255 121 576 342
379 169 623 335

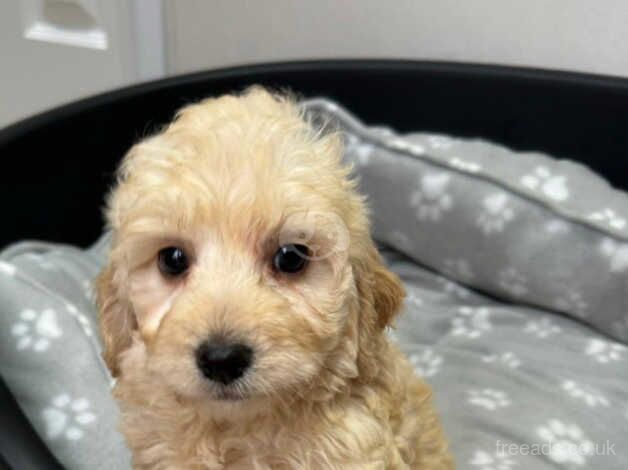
158 246 189 276
273 244 310 274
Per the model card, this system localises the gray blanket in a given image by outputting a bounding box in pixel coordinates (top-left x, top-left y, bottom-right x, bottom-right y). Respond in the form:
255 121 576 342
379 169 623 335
1 240 625 469
1 98 627 469
386 247 626 469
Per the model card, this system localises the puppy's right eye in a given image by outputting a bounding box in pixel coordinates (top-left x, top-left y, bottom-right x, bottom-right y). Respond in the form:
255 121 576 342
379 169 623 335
273 244 310 274
158 247 189 276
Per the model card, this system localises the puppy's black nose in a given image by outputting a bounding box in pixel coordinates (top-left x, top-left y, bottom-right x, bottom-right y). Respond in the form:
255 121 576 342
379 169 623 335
195 341 253 385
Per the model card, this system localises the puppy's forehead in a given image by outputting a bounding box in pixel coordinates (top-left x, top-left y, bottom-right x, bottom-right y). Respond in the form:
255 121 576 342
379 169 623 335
116 98 350 244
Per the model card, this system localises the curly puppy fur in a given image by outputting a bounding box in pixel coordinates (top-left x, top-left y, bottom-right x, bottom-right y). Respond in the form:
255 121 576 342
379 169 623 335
97 87 454 469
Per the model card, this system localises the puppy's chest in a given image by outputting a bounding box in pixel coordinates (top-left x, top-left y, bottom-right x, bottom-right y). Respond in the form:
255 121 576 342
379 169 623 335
208 429 323 469
146 407 395 469
196 421 388 470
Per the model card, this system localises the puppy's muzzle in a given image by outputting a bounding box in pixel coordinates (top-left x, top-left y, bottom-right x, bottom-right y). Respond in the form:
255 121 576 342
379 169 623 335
195 340 253 385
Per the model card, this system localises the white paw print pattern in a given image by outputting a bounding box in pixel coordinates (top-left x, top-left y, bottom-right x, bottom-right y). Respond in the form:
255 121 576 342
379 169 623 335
82 279 96 302
524 317 562 339
409 348 443 378
410 173 453 222
11 308 62 352
344 134 375 166
562 380 609 407
371 126 395 138
498 267 528 297
65 303 93 337
0 260 16 276
544 218 571 235
477 192 515 235
585 338 626 363
482 351 521 369
42 394 97 441
387 137 425 155
451 306 492 339
449 157 481 173
536 419 594 467
588 208 626 230
438 276 473 299
469 449 517 470
443 258 474 282
352 143 375 166
599 238 628 272
467 388 511 411
24 253 56 270
521 166 569 202
554 290 588 319
405 291 423 308
426 135 455 150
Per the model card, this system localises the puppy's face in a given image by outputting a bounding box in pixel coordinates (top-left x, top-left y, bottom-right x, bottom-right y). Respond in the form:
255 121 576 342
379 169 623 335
98 89 403 409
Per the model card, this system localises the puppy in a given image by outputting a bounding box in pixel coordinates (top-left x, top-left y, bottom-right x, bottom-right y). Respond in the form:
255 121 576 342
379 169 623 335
97 87 453 469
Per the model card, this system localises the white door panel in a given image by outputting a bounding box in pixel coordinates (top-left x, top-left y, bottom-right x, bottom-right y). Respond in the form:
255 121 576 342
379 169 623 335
0 0 164 128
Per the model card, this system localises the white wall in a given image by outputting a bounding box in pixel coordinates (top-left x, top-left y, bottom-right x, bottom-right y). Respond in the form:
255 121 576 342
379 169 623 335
0 0 164 128
166 0 628 78
3 1 628 128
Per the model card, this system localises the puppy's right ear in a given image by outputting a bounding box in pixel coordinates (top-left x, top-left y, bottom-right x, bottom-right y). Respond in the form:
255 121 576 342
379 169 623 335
96 261 136 377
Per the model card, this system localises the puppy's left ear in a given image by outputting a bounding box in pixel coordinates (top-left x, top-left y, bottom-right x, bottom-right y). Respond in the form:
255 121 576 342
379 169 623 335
359 243 405 329
96 260 137 377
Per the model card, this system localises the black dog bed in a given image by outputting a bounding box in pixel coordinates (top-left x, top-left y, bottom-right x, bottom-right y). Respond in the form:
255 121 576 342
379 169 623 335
2 60 628 469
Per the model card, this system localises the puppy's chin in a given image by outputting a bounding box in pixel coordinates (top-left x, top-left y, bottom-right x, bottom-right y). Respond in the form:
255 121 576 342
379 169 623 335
202 381 252 403
194 390 269 421
212 388 247 402
165 376 253 407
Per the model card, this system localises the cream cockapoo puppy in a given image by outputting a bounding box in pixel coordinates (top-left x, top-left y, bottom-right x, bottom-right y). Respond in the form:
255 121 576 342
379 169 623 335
97 87 453 469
